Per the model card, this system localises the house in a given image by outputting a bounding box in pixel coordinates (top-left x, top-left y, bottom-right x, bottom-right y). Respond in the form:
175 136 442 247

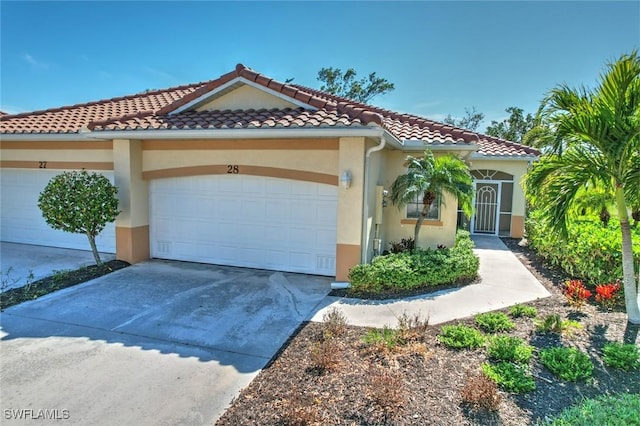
0 64 539 282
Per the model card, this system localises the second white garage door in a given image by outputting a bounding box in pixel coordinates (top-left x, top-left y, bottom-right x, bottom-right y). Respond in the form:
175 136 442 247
0 168 116 253
149 175 338 276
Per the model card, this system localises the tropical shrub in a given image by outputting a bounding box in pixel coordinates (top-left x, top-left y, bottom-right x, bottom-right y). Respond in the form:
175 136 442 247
486 336 533 365
535 314 582 335
509 304 538 318
525 211 640 286
437 324 485 350
540 393 640 426
602 342 639 371
348 230 479 293
594 281 622 310
475 312 515 333
540 347 593 381
388 237 415 254
481 362 536 393
563 279 592 308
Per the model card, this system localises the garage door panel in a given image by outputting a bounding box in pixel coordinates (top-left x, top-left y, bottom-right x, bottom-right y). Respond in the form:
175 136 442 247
1 169 116 253
150 175 337 276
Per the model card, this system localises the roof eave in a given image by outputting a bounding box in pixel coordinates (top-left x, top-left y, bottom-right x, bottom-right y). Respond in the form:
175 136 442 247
0 132 97 141
469 153 539 161
85 126 387 140
400 139 479 152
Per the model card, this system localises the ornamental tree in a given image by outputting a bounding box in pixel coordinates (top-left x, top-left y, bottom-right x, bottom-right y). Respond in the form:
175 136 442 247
38 170 119 265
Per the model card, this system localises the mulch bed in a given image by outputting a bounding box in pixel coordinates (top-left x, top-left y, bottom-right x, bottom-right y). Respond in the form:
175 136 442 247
217 238 640 426
0 259 129 310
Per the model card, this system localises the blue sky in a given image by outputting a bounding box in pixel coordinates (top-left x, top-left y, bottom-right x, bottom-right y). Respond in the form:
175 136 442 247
1 1 638 130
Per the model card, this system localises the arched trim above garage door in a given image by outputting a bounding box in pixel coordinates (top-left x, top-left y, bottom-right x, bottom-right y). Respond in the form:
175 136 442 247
143 165 338 186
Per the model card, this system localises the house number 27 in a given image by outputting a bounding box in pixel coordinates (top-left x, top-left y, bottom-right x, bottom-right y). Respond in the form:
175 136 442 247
227 165 239 174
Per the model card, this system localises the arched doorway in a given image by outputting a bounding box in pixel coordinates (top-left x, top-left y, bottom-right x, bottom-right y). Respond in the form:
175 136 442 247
458 170 514 236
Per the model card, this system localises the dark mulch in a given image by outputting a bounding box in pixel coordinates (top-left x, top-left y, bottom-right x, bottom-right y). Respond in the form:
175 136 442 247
0 259 129 310
217 238 640 426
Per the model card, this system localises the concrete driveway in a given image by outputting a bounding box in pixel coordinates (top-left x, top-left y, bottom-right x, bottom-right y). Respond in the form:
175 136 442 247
0 260 331 425
1 242 115 290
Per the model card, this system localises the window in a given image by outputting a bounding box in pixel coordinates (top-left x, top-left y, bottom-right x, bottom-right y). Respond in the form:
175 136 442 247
407 192 440 220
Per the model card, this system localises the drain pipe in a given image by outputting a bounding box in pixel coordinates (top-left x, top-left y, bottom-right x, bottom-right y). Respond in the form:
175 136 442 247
361 135 387 264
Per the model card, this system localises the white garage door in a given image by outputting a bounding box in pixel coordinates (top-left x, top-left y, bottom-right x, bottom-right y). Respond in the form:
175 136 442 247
150 175 337 276
0 169 116 253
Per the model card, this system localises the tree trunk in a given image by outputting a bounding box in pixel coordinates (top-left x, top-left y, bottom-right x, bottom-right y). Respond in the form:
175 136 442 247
87 233 103 266
615 187 640 324
414 199 434 249
414 215 425 248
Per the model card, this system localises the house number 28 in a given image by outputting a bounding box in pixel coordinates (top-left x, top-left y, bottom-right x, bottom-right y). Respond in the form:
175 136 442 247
227 165 239 174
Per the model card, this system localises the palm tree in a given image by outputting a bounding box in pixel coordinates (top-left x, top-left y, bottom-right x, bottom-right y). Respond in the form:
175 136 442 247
524 51 640 324
570 186 613 227
390 149 474 247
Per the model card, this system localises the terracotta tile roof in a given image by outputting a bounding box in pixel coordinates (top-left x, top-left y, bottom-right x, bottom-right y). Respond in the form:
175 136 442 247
0 63 539 158
0 111 7 117
88 108 365 131
0 82 209 134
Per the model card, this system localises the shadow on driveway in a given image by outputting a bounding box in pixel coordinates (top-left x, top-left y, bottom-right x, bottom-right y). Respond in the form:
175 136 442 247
0 261 332 425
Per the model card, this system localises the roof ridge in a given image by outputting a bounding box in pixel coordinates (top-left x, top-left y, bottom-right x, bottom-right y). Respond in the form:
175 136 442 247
155 64 341 116
0 79 212 120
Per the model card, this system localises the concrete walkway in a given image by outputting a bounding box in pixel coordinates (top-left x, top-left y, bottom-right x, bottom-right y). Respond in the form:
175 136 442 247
310 236 550 327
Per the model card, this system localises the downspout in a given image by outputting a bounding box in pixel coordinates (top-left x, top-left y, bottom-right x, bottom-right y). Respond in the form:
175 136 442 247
361 135 387 263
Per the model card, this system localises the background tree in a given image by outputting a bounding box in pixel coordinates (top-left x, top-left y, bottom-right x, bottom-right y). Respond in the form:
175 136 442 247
317 67 394 103
443 107 485 131
524 51 640 324
390 149 474 246
486 107 535 142
38 170 119 266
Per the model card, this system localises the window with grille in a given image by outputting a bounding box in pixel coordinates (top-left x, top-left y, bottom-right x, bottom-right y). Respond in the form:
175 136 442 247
407 192 440 220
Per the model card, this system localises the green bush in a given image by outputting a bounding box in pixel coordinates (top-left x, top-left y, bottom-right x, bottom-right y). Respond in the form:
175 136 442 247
525 210 640 285
509 304 538 318
540 347 593 381
437 324 485 350
535 314 582 335
475 312 515 333
486 336 533 365
362 326 400 349
602 342 639 371
348 230 479 293
481 362 536 393
539 393 640 426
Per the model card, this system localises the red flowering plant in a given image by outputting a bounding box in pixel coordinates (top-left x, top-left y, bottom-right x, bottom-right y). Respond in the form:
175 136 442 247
594 281 621 311
563 279 592 308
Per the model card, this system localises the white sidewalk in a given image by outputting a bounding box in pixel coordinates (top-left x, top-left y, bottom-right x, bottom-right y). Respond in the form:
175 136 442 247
310 236 551 327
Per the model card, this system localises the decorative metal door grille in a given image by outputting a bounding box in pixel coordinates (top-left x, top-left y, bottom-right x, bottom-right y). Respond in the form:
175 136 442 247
474 184 498 234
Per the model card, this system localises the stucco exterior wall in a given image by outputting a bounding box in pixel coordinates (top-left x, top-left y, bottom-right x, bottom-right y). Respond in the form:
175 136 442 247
335 136 366 281
142 139 338 174
0 141 113 170
196 84 298 111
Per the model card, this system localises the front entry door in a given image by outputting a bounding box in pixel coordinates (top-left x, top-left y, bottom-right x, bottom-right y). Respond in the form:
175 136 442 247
473 182 500 235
